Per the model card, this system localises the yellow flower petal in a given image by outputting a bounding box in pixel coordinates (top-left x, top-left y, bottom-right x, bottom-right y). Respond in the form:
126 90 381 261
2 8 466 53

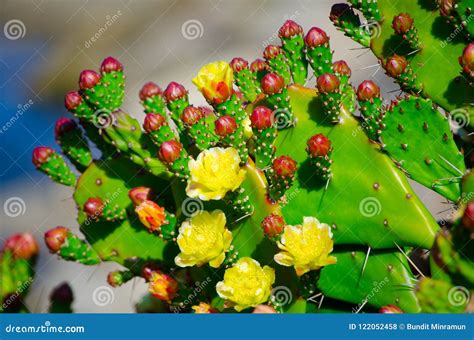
216 257 275 312
274 216 336 276
186 147 246 201
174 210 232 268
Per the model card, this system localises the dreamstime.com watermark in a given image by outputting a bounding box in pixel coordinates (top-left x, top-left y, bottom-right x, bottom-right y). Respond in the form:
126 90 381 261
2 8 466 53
262 10 300 47
84 10 122 49
170 277 212 313
83 188 123 226
440 14 474 48
1 277 33 311
352 277 389 313
0 100 34 134
4 321 85 334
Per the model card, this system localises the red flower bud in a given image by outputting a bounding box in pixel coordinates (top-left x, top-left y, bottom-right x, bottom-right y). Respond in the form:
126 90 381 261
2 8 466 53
278 20 303 39
332 60 351 77
261 214 285 238
143 113 166 133
100 56 123 73
307 133 332 157
139 82 162 101
305 27 329 47
215 115 237 136
250 59 267 73
462 201 474 231
385 55 408 77
250 106 273 130
263 45 284 60
84 197 104 218
164 82 187 102
32 146 54 167
317 73 340 94
230 57 249 73
272 155 297 177
379 305 403 313
158 140 182 164
55 117 76 139
79 70 100 90
459 43 474 78
64 91 83 111
392 13 414 34
44 226 69 253
261 73 285 95
3 233 39 260
356 80 381 101
181 106 203 126
128 186 154 206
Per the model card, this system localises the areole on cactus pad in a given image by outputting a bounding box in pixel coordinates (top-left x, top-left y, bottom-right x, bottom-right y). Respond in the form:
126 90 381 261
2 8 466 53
32 5 473 314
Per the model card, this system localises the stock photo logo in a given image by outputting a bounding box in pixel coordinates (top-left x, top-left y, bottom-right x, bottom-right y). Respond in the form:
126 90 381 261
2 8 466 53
0 0 472 327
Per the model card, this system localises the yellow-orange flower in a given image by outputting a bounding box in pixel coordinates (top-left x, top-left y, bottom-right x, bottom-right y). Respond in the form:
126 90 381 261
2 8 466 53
192 61 233 105
186 147 246 200
192 302 218 313
135 200 166 232
216 257 275 312
148 271 178 302
274 216 336 276
175 210 232 268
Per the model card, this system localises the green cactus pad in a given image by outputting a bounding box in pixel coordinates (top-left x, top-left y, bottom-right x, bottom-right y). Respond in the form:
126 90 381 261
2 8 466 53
103 111 169 179
74 157 177 265
266 54 292 85
58 231 101 265
318 248 420 312
281 34 308 85
381 96 465 202
348 0 382 22
331 6 371 48
56 124 92 172
233 68 261 102
187 115 219 151
271 86 439 249
0 251 34 312
306 45 333 77
36 151 77 187
371 0 474 124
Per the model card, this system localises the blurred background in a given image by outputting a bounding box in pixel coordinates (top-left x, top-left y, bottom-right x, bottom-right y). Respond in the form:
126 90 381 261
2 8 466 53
0 0 446 312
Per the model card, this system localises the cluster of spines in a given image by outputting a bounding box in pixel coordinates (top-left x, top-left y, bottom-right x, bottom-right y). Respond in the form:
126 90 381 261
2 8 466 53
384 55 423 94
230 58 261 102
391 13 421 50
347 0 382 22
356 80 385 140
306 134 333 180
44 226 101 265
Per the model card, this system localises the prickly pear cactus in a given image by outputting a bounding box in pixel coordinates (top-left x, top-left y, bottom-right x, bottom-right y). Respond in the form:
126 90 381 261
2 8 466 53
33 14 472 313
0 234 38 313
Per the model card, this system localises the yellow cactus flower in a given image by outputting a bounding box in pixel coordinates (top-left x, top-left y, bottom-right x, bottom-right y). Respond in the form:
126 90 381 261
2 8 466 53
216 257 275 312
135 200 166 232
186 147 246 200
192 61 233 104
175 210 232 268
274 216 337 276
148 271 178 302
192 302 218 314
